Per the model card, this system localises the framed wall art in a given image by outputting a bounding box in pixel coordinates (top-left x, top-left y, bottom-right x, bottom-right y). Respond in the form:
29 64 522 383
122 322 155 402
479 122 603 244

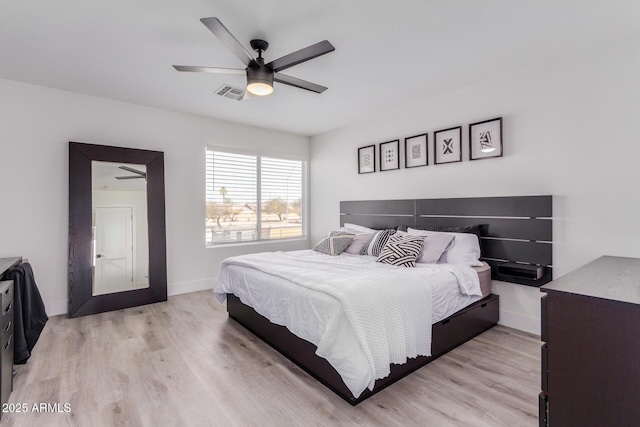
434 126 462 165
379 140 400 171
358 144 376 174
469 117 503 160
404 133 428 168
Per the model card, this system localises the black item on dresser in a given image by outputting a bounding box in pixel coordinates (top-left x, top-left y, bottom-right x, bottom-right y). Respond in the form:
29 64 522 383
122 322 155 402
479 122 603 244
539 256 640 427
4 263 48 364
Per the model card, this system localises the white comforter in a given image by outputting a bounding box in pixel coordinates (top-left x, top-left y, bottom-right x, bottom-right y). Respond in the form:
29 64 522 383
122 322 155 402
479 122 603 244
213 250 482 398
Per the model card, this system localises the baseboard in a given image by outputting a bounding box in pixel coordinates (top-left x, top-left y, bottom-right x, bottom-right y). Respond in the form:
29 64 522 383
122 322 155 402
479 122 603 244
45 298 69 317
498 309 541 336
168 278 213 296
44 278 214 317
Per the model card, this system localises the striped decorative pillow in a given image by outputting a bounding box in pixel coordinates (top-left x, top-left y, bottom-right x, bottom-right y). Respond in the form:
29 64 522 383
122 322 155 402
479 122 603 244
359 229 396 256
313 232 354 256
376 234 425 268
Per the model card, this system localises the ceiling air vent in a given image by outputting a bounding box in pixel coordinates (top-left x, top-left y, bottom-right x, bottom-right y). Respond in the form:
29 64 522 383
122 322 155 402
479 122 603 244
215 84 245 101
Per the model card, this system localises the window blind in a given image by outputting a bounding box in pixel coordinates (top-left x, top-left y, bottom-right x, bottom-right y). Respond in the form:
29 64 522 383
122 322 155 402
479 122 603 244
206 148 305 245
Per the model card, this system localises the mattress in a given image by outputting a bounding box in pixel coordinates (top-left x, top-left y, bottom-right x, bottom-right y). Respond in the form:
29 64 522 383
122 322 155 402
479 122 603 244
474 262 492 297
213 250 488 398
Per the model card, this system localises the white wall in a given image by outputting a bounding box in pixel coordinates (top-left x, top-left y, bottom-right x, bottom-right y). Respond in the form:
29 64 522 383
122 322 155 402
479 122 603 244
310 40 640 334
0 78 309 316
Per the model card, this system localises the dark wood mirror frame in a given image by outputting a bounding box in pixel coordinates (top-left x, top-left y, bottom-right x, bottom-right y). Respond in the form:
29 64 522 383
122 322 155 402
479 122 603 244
68 141 167 318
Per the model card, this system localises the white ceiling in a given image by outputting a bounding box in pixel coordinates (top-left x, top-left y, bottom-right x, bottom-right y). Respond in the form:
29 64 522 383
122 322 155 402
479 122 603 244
93 161 147 192
1 1 639 136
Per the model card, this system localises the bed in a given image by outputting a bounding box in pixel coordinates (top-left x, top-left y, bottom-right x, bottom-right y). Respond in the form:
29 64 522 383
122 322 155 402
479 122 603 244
213 196 552 404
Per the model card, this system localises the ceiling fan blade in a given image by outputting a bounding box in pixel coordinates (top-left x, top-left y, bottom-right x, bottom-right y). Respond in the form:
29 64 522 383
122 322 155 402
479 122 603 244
115 176 146 180
200 17 254 67
274 73 328 94
268 40 335 73
118 166 146 176
173 65 245 75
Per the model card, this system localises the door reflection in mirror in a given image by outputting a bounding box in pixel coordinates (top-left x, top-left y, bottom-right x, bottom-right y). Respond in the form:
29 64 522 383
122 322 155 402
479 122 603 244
91 161 149 295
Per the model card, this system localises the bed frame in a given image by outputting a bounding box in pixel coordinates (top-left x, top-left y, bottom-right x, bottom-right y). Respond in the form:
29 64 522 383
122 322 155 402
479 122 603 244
228 293 498 404
225 195 552 404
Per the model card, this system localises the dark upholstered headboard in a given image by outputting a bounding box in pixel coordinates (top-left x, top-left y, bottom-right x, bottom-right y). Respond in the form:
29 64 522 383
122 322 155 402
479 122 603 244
340 195 552 287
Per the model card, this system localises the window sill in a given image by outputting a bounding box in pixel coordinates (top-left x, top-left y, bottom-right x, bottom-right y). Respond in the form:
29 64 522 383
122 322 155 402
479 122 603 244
206 236 308 249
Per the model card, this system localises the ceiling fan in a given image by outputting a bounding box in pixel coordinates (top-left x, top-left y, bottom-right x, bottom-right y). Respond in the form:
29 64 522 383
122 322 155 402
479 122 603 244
115 166 146 180
173 17 335 96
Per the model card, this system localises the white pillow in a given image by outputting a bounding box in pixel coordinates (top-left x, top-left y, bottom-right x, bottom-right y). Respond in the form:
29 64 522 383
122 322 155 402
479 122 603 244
407 227 482 267
403 229 455 264
342 223 376 233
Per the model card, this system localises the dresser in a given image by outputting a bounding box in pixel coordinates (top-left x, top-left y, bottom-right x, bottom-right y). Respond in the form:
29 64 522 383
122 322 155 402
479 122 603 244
539 256 640 427
0 257 19 416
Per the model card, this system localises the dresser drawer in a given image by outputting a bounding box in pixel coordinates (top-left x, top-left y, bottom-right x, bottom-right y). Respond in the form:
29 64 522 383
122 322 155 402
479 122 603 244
540 295 547 342
541 343 548 393
2 331 13 363
0 281 12 313
1 331 13 407
539 391 548 427
1 304 12 349
1 301 12 334
1 305 12 343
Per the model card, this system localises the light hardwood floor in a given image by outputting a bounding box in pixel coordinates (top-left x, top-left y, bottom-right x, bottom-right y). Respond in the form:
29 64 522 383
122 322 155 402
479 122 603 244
3 291 541 426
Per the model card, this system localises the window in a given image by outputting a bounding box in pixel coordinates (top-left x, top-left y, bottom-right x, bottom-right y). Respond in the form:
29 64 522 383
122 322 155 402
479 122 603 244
206 147 306 245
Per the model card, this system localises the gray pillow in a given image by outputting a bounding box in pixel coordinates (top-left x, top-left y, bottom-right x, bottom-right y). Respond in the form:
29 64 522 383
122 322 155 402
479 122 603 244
344 232 374 254
313 232 354 256
415 232 455 264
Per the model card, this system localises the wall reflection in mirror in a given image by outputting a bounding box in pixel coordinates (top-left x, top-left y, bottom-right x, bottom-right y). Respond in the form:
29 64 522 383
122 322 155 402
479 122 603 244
91 161 149 295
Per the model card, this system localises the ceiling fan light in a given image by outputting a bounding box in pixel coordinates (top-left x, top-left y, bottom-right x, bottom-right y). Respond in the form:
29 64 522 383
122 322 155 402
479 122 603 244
247 81 273 96
246 66 274 96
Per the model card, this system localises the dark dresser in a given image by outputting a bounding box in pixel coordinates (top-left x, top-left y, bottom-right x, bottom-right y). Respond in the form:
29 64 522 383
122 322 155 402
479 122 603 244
539 256 640 427
0 257 19 415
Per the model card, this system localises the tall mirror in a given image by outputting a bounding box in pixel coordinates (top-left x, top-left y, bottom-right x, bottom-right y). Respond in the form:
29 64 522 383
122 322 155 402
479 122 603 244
69 142 167 318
